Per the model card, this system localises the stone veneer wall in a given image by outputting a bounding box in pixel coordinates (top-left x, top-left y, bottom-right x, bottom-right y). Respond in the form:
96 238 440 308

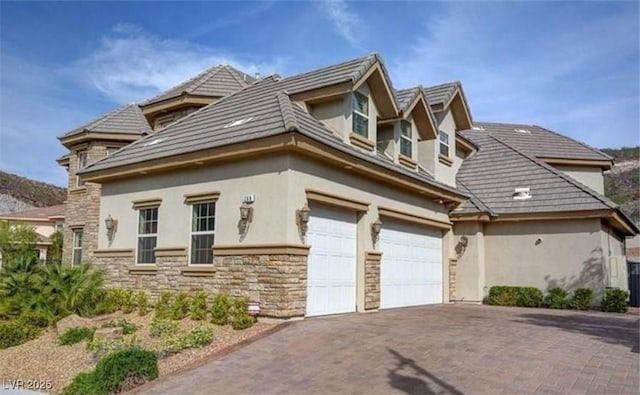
94 252 308 318
364 251 381 310
62 144 107 264
448 258 457 301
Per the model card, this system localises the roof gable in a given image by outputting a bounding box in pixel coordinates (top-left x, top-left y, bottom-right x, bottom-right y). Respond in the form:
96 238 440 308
423 82 473 130
395 87 437 140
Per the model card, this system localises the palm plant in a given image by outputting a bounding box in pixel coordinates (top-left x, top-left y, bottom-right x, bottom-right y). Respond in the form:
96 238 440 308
38 263 105 317
0 256 42 318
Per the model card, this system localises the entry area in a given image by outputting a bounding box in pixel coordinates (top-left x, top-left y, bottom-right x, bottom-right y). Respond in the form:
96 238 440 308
305 204 357 316
379 220 443 308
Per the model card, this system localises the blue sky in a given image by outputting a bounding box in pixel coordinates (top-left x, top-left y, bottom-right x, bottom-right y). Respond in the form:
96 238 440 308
0 1 638 187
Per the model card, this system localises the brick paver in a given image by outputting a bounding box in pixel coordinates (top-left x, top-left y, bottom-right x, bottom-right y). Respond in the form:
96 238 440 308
135 305 639 394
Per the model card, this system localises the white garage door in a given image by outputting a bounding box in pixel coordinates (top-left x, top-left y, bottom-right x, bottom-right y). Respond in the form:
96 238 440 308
380 220 443 308
306 204 357 317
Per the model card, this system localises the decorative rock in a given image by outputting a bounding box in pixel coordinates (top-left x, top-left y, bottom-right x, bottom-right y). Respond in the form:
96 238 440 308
94 327 123 342
56 314 93 334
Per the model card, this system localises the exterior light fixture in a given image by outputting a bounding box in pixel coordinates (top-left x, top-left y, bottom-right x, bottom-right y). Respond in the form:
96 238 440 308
371 218 382 246
296 203 311 241
104 214 118 245
239 203 253 241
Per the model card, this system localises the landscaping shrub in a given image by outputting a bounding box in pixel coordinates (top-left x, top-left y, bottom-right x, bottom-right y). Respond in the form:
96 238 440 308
149 318 178 338
63 371 105 395
160 325 215 354
59 327 95 345
87 336 140 359
210 294 231 325
488 286 542 308
569 288 594 311
136 291 149 316
154 291 173 320
543 288 568 309
229 297 254 330
231 313 255 330
119 289 135 314
601 288 628 313
170 292 190 320
0 256 45 318
0 320 40 349
38 263 105 318
101 319 137 335
18 310 53 328
95 348 158 393
190 291 208 321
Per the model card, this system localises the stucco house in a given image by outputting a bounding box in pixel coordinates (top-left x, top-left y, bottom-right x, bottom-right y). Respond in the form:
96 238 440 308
56 54 637 318
0 205 65 264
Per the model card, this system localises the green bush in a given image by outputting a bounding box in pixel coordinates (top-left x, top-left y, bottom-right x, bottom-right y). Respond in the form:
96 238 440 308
119 289 135 314
569 288 594 311
149 318 178 338
210 294 231 325
160 325 215 354
488 286 543 308
231 313 255 330
87 336 140 359
38 263 105 318
101 319 137 335
95 348 158 393
63 371 105 395
601 288 628 313
190 291 208 321
170 292 190 320
18 310 53 328
0 320 41 349
59 327 95 345
543 288 568 309
136 291 149 316
154 291 173 320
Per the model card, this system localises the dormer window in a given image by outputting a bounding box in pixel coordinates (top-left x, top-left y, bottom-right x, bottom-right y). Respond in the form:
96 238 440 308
352 91 369 138
439 131 450 157
400 120 413 157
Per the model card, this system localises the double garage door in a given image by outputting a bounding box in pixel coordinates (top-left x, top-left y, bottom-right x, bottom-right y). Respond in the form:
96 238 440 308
305 204 442 316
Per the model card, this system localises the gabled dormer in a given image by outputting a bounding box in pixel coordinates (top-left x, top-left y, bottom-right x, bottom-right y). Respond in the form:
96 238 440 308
280 53 399 153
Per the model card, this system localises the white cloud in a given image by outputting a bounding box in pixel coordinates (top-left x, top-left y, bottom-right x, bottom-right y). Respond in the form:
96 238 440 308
317 0 364 46
72 24 288 103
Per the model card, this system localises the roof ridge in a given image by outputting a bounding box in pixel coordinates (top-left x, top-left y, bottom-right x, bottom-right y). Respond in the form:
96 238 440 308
280 53 374 83
423 81 460 91
349 53 377 82
532 124 613 161
140 64 222 105
187 65 224 94
59 103 136 138
276 91 299 132
224 65 249 87
486 134 617 210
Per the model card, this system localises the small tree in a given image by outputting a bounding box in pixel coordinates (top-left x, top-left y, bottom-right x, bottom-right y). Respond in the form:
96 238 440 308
0 222 39 265
47 230 63 264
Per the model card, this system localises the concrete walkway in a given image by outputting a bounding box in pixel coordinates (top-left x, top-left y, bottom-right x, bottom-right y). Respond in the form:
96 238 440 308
135 305 639 394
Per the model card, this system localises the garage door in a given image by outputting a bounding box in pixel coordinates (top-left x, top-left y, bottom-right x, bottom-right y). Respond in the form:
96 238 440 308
306 204 357 316
380 220 442 308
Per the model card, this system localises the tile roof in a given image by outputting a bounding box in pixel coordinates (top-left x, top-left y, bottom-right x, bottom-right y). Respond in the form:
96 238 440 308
82 75 463 198
395 87 421 112
422 82 460 106
472 122 612 161
453 132 617 216
0 204 66 220
141 64 256 106
59 104 152 139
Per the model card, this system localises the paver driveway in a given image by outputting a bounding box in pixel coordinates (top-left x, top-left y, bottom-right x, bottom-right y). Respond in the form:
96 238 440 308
136 305 639 394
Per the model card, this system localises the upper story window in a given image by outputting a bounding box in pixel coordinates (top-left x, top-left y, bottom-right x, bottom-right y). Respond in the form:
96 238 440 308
76 151 88 187
72 229 83 266
439 131 450 157
352 91 369 138
137 207 158 264
190 202 216 264
55 222 64 233
400 120 413 157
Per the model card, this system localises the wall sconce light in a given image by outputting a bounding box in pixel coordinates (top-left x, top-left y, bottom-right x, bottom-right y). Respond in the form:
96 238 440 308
238 202 253 241
104 214 118 246
455 235 468 258
535 237 543 246
371 218 382 246
296 203 311 241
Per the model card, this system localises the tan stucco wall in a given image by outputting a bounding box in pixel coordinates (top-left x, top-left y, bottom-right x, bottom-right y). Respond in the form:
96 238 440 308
452 221 485 302
553 165 604 194
601 222 628 291
309 98 346 138
416 109 460 187
483 218 613 297
99 155 290 251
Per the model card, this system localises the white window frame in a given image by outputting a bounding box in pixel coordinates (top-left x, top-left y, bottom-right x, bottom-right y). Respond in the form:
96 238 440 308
400 120 413 158
189 202 216 265
352 91 369 138
136 207 158 265
72 229 83 266
76 151 88 187
439 131 450 157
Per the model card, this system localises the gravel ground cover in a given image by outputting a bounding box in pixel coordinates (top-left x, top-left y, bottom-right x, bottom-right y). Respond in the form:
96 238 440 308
0 313 276 394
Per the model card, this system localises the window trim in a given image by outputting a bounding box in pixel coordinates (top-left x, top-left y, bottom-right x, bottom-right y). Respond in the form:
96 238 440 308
351 91 369 138
72 229 83 266
76 151 88 187
136 207 158 265
400 120 413 158
439 130 450 157
188 201 216 265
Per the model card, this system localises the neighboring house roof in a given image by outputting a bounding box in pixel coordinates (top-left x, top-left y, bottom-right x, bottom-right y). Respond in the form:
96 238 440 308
454 132 619 215
0 204 66 221
473 121 612 162
80 76 464 200
59 104 152 139
141 64 256 107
